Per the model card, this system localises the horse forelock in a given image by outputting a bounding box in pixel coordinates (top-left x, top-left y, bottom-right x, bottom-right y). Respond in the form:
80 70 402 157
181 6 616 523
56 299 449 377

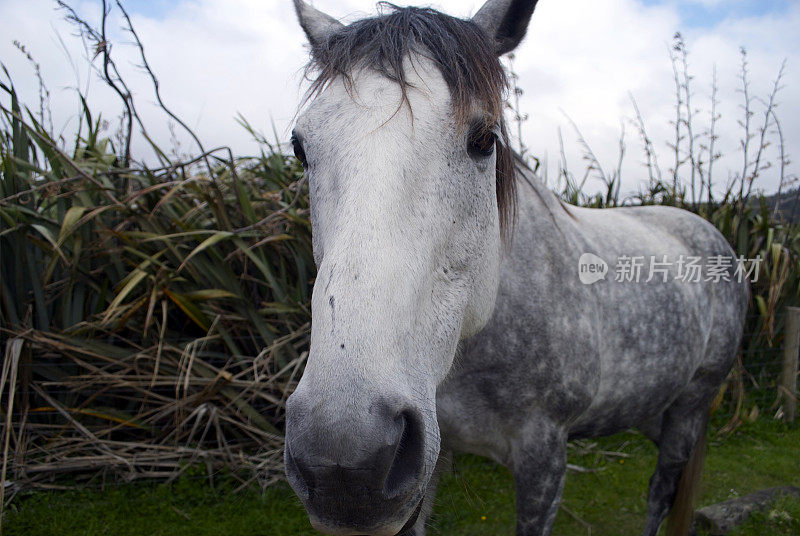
301 2 517 240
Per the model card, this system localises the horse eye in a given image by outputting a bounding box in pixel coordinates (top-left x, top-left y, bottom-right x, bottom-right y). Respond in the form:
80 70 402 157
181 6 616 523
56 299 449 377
291 136 307 167
467 126 497 159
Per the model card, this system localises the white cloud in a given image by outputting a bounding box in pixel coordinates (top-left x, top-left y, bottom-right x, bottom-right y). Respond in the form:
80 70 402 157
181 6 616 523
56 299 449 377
686 0 726 6
511 0 799 197
1 0 796 195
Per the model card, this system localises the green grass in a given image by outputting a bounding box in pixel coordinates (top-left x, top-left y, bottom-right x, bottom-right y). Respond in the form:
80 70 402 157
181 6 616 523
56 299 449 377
4 419 798 536
3 478 314 536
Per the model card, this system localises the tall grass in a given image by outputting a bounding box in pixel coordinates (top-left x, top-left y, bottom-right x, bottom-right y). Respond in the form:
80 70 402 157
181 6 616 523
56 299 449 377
1 61 313 494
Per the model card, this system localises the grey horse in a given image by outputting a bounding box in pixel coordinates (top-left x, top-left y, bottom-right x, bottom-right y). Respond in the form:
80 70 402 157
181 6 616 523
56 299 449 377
283 1 748 535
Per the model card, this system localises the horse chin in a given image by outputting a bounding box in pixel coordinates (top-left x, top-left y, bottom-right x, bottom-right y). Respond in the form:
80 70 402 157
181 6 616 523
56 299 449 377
394 497 425 535
307 493 425 536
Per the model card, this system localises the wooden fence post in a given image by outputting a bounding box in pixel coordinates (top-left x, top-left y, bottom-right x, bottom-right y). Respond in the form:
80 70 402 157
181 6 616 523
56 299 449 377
779 307 800 422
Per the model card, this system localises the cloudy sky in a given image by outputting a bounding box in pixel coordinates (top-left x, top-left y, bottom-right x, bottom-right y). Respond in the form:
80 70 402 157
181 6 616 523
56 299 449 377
1 0 797 197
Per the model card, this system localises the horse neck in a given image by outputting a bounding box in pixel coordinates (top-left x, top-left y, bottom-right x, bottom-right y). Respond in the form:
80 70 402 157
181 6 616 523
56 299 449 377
512 155 576 235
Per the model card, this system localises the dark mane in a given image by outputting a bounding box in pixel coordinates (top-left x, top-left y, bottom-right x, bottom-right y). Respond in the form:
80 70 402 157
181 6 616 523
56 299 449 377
304 3 517 239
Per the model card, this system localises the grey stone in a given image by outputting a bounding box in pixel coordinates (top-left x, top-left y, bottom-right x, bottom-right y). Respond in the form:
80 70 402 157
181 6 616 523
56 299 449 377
694 486 800 535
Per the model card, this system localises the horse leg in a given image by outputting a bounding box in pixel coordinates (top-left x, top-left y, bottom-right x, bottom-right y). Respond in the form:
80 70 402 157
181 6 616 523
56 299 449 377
638 413 663 446
404 451 451 536
642 401 709 536
512 418 568 536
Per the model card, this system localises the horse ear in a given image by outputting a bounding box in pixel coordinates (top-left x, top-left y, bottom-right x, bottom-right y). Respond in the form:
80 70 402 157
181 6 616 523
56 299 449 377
472 0 539 56
293 0 344 49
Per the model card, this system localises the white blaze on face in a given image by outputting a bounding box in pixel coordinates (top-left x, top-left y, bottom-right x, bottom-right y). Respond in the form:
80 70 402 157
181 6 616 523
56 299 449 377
293 55 501 411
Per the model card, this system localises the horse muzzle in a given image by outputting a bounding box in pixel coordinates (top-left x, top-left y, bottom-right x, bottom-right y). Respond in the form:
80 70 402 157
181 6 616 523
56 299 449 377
284 391 431 535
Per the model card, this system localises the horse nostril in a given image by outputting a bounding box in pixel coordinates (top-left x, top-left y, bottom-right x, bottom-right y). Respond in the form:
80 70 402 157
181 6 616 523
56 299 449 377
382 408 425 499
285 443 314 501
